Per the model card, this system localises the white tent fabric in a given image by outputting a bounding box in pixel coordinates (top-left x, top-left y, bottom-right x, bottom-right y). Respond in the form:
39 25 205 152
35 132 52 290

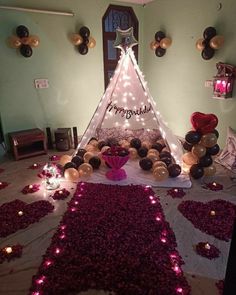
76 48 183 166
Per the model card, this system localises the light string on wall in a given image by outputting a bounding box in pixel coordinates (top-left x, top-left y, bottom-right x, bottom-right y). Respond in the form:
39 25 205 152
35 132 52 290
8 25 40 58
70 26 96 55
150 31 172 57
196 26 224 60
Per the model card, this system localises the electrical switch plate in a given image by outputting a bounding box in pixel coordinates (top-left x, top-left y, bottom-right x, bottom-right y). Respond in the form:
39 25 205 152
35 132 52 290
34 79 49 89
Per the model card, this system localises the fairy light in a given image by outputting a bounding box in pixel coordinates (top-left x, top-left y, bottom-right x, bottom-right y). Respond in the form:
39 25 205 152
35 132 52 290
210 210 216 216
176 287 183 293
156 216 161 221
18 211 23 216
44 260 53 267
29 185 33 189
33 163 38 167
54 247 61 254
36 275 46 285
161 237 167 243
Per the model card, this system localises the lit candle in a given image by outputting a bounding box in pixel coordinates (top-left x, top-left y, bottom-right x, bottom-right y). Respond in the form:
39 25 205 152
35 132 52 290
205 243 211 250
210 210 216 216
29 185 33 189
18 211 23 216
5 247 13 254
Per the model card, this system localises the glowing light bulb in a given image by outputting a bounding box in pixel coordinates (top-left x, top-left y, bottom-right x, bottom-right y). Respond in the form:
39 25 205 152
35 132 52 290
176 287 183 293
45 260 52 267
55 248 61 254
59 234 66 239
149 196 154 200
74 201 78 205
210 210 216 216
151 200 156 204
18 211 23 216
71 207 76 212
60 225 66 230
156 216 161 221
5 247 13 254
161 237 167 243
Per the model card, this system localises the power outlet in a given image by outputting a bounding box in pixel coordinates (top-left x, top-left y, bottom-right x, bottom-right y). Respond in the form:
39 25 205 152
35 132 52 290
205 80 213 87
34 79 49 89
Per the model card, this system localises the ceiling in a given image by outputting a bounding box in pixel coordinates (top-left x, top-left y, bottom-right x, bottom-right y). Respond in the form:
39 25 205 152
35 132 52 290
115 0 155 5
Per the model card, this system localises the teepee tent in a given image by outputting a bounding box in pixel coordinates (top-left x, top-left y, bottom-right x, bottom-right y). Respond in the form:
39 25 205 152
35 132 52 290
76 35 183 167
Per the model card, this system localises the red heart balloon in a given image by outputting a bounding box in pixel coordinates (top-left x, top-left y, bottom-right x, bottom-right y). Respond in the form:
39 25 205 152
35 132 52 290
190 112 218 134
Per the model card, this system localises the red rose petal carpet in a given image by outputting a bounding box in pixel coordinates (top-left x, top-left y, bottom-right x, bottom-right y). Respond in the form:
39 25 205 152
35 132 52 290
30 182 191 295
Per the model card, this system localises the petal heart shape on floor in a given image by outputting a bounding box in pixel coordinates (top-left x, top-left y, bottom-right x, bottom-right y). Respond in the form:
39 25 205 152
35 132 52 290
0 199 54 238
178 199 236 241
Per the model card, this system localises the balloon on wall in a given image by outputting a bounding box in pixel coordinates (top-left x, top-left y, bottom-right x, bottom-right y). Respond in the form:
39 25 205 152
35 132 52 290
70 26 96 55
9 25 40 58
196 26 224 60
150 30 172 57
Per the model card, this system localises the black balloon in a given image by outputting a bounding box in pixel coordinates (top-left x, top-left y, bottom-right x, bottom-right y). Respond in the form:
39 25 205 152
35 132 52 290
190 164 204 179
203 27 217 40
201 46 215 60
20 45 32 58
98 141 107 150
212 129 219 138
206 144 220 156
155 46 166 57
168 164 181 178
79 26 90 38
89 156 101 169
78 43 88 55
185 130 201 144
63 161 77 172
130 138 141 150
183 141 193 151
160 151 171 159
160 156 172 166
138 147 148 158
16 25 29 38
199 154 213 167
71 156 84 168
155 31 165 42
76 148 87 157
107 137 119 147
139 158 153 171
151 143 163 152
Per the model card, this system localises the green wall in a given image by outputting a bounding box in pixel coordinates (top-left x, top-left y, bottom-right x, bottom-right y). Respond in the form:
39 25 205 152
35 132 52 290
143 0 236 147
0 0 236 158
0 0 143 155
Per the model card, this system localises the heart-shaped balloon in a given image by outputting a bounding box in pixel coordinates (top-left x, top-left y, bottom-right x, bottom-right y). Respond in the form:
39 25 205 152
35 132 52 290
191 112 218 134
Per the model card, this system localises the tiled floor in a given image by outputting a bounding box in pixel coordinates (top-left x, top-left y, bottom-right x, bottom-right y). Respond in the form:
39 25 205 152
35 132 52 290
0 150 234 295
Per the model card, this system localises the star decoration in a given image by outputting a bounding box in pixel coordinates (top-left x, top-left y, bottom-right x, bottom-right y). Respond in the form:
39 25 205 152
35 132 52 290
113 27 138 52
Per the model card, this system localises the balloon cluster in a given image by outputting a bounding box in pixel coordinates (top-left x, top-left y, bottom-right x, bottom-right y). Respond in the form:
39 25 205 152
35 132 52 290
8 25 40 58
182 112 220 179
196 26 224 60
59 136 182 182
127 137 181 181
150 31 172 57
71 26 96 55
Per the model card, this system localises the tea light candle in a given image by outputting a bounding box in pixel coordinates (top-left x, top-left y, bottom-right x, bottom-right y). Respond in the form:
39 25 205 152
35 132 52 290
205 243 211 250
18 211 23 216
210 210 216 216
5 247 13 254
